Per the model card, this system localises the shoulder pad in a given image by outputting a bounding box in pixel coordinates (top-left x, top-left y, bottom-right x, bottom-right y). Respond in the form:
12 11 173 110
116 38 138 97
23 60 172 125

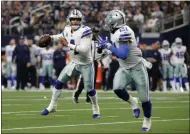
81 26 92 38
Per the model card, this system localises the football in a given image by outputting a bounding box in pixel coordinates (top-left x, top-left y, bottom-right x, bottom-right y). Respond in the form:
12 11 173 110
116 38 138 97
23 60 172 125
38 35 52 48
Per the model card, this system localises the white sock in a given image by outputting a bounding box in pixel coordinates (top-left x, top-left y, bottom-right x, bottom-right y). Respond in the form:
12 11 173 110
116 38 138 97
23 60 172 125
89 93 100 115
170 80 176 91
7 80 11 88
176 82 180 91
127 95 138 110
163 81 167 91
47 87 62 112
185 82 190 91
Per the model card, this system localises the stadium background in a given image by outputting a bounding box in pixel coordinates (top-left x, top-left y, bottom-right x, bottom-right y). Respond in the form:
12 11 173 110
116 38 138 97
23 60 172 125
1 1 190 90
1 1 190 133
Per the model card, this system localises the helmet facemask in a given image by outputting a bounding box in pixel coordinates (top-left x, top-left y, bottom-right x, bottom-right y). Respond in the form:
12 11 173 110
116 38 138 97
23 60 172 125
68 9 83 30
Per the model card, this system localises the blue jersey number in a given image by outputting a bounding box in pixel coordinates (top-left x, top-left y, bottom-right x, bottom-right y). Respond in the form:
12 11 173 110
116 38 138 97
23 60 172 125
163 54 168 60
176 52 184 58
43 54 52 60
7 51 12 56
119 27 128 32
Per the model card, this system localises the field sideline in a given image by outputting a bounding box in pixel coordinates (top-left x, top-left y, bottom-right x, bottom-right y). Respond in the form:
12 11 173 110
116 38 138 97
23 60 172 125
2 90 189 133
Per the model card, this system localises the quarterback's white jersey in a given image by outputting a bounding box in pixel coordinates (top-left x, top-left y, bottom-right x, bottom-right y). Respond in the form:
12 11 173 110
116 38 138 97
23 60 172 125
40 48 55 65
5 45 16 62
110 25 142 69
159 48 172 65
51 25 93 65
171 46 186 64
64 25 93 65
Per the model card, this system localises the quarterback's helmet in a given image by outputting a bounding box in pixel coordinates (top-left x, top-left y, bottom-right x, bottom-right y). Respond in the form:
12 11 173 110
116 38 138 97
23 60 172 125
162 40 169 50
175 37 182 47
68 9 83 30
104 10 126 32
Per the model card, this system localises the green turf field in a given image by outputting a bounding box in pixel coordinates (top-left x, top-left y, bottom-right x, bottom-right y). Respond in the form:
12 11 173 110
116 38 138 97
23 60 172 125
1 90 190 133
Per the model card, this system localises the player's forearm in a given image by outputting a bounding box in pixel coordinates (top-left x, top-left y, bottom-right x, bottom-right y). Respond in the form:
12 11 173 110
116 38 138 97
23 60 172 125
51 34 63 42
109 45 130 60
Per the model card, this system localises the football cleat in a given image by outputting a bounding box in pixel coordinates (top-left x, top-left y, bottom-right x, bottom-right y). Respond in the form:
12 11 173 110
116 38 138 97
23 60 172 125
41 108 56 116
73 97 79 104
130 97 140 118
85 100 92 104
92 114 100 119
133 108 140 118
141 117 151 132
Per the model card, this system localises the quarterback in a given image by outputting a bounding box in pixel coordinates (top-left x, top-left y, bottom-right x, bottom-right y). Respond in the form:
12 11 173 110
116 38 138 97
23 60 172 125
98 10 152 131
40 9 100 119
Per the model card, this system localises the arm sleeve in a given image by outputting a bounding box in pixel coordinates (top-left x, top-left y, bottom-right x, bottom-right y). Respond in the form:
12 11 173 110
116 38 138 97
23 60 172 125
51 33 64 42
75 37 92 54
109 44 130 60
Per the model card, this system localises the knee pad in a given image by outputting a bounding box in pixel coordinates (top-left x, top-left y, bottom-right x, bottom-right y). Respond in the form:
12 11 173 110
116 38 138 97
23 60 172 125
176 77 180 83
114 89 130 101
88 89 96 96
55 80 63 90
182 77 188 83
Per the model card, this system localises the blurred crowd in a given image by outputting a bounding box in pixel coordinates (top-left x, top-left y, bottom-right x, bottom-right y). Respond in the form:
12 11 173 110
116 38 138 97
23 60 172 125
2 1 190 35
1 1 190 91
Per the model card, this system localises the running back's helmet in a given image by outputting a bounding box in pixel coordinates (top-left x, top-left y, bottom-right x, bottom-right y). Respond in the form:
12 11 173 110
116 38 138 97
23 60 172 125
68 9 83 30
104 10 126 32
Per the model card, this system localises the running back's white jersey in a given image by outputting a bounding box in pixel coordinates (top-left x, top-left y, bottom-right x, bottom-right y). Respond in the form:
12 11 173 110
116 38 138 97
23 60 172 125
63 25 93 65
171 46 186 64
5 45 16 62
110 25 142 69
159 48 172 65
40 48 55 65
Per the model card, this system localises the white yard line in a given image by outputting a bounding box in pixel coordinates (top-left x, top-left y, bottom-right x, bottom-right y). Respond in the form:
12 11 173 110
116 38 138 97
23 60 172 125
2 96 189 101
2 118 189 131
2 89 190 94
2 100 189 107
2 106 188 115
53 115 76 117
16 114 37 116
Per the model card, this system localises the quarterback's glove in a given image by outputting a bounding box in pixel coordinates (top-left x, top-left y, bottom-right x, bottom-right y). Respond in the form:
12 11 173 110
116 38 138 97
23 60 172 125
97 36 112 49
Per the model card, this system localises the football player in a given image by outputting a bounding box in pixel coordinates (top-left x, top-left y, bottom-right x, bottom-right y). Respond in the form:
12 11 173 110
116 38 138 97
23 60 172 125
5 39 16 89
39 44 55 90
98 10 152 131
73 25 111 104
159 40 176 91
171 37 189 92
41 9 100 119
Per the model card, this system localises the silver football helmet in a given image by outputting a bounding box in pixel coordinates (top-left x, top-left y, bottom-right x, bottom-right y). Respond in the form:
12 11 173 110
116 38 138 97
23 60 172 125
68 9 83 30
175 37 182 48
104 10 126 32
162 40 170 50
